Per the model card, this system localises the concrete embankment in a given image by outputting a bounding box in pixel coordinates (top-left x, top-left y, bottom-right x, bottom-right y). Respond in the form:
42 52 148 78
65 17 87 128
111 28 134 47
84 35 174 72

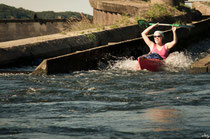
32 17 210 75
0 24 141 68
32 38 147 75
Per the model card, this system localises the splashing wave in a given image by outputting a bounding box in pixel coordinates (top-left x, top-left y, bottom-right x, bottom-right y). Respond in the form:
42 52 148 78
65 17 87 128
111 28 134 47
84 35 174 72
109 57 139 71
164 51 193 72
107 51 194 72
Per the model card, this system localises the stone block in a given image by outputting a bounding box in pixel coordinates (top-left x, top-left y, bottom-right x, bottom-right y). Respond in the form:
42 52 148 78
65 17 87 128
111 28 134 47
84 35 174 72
193 2 210 15
89 0 149 25
190 55 210 73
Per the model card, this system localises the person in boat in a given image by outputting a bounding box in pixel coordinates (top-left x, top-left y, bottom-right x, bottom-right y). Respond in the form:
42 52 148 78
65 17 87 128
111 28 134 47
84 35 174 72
141 23 177 60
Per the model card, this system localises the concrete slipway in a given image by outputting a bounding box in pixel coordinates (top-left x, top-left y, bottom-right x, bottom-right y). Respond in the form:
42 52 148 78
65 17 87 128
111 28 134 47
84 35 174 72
32 17 210 75
0 24 142 68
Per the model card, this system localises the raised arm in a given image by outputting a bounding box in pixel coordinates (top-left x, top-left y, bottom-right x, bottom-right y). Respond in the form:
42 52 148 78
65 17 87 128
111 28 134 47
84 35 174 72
165 27 178 50
141 24 158 49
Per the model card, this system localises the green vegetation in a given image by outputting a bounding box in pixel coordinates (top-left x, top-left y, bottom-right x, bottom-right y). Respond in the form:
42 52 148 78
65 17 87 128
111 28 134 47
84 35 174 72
67 2 195 34
118 2 201 27
0 4 33 19
0 4 92 19
110 24 119 29
174 20 186 25
109 14 135 29
1 1 198 35
146 4 172 20
108 3 186 29
143 4 185 22
66 14 95 31
114 14 133 27
85 33 97 42
96 25 105 31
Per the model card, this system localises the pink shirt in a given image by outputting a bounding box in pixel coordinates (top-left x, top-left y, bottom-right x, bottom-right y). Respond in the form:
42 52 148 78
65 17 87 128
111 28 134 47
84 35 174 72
152 44 169 59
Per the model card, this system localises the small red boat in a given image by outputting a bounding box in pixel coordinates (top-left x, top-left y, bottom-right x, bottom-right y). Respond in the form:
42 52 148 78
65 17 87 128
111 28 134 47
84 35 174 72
137 57 164 72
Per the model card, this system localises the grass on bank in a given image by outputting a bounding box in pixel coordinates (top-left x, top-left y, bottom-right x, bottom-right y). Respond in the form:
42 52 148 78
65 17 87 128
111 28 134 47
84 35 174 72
62 2 199 35
144 4 185 21
111 3 187 28
66 13 96 31
61 13 106 35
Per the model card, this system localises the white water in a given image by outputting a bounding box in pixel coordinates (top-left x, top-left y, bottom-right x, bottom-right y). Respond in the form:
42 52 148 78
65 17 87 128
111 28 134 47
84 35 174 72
164 51 194 72
110 51 193 72
110 57 139 71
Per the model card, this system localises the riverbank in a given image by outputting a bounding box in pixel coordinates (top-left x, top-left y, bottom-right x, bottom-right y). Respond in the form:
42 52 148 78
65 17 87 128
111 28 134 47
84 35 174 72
0 15 209 74
0 23 142 68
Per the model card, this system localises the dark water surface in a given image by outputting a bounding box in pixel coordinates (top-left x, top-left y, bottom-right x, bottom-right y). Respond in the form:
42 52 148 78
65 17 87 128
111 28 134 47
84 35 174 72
0 37 210 139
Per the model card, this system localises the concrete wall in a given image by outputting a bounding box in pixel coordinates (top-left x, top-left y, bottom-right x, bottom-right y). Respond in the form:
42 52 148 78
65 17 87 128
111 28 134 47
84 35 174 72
0 24 142 68
90 0 206 26
93 9 122 26
32 39 147 75
193 2 210 15
0 19 67 42
89 0 150 25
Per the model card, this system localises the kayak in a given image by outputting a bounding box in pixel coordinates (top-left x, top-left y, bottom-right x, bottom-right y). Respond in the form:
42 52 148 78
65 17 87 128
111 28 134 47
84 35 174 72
137 57 164 72
138 57 164 72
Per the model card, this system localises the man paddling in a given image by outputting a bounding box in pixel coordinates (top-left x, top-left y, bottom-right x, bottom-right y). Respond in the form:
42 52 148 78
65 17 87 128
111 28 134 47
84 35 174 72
141 23 177 60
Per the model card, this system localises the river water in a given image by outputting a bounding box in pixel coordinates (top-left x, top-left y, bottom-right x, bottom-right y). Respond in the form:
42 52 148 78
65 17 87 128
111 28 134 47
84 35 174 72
0 37 210 139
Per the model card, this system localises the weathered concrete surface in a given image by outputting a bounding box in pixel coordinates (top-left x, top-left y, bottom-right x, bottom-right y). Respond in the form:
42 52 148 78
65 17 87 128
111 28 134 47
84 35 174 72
32 38 147 75
0 19 68 42
32 17 210 75
89 0 178 16
89 0 150 25
190 55 210 73
193 2 210 15
93 9 123 26
89 0 201 26
89 0 149 15
0 24 142 67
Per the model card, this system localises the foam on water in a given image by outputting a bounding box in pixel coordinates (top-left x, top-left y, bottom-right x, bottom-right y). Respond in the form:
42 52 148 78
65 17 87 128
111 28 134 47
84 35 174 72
110 58 139 71
109 51 194 72
164 51 194 72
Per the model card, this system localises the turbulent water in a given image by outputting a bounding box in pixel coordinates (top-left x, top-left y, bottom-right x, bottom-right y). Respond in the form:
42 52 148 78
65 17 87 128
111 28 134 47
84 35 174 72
0 37 210 139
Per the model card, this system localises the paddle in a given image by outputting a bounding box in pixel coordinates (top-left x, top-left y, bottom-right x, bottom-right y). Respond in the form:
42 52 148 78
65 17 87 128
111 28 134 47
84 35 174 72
138 20 195 28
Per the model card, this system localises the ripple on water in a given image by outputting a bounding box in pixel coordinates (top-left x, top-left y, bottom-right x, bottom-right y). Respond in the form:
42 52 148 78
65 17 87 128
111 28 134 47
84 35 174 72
0 37 210 138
